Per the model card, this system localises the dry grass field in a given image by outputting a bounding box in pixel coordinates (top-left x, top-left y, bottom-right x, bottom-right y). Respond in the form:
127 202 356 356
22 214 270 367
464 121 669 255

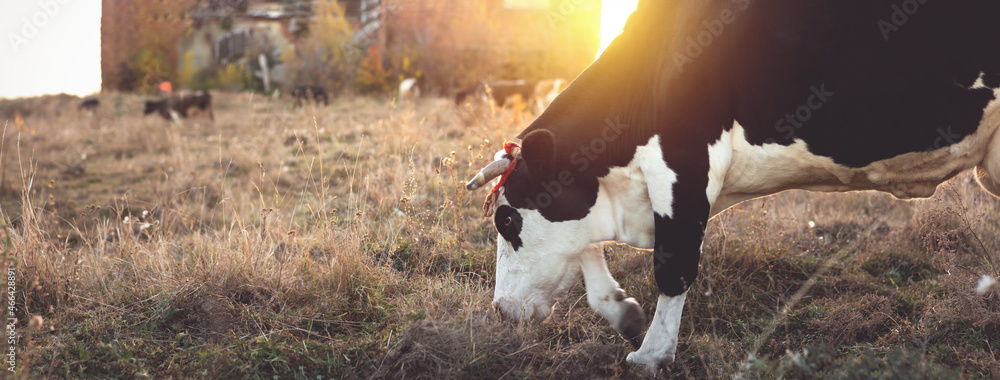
1 93 998 379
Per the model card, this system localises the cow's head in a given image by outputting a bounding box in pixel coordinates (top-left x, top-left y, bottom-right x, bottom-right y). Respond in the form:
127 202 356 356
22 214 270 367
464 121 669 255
467 130 598 322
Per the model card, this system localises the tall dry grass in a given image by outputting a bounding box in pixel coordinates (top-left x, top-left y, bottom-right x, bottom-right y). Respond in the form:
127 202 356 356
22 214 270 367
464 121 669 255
0 93 997 378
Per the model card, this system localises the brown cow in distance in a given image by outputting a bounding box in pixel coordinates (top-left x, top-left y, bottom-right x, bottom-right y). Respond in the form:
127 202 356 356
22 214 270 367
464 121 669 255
143 91 214 122
176 91 214 120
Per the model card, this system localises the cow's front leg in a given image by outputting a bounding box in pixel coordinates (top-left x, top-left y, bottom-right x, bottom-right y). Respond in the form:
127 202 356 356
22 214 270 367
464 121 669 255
581 244 645 348
626 212 706 372
626 290 688 371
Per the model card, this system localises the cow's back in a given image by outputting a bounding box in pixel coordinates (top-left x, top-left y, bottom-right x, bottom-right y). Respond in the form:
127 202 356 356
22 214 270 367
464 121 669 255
723 0 1000 168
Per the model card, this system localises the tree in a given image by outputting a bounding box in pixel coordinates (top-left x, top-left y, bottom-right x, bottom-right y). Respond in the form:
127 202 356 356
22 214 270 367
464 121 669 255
101 0 198 92
281 0 362 95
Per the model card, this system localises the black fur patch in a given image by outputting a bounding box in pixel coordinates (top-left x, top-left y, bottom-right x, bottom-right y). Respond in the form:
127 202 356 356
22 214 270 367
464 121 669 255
494 206 523 251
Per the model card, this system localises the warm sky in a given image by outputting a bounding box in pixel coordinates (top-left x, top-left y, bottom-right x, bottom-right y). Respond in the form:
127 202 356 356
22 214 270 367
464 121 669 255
0 0 102 99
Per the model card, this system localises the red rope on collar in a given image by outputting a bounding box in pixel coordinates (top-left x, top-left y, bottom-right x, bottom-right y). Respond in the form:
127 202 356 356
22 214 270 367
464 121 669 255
489 141 521 198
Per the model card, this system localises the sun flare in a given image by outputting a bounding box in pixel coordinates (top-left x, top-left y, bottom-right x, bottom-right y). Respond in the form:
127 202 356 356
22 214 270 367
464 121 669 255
596 0 639 60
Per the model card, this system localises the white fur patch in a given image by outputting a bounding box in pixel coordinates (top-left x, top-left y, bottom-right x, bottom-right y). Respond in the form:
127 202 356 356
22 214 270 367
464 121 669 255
970 72 988 90
706 129 734 208
590 138 667 249
635 136 679 218
398 77 419 100
580 245 629 324
626 292 688 371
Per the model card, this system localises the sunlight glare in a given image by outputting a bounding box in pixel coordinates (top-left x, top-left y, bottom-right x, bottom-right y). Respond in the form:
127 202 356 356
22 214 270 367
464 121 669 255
596 0 639 60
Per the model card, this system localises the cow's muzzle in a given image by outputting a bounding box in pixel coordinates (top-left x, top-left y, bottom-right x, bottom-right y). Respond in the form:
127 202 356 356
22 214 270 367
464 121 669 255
493 297 553 323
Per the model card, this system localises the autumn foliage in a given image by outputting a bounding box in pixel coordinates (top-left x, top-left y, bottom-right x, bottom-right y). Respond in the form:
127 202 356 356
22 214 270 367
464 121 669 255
100 0 599 95
281 0 363 95
101 0 198 93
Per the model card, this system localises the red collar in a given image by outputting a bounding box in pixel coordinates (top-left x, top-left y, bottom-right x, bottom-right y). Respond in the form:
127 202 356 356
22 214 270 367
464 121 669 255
490 141 521 195
483 141 520 216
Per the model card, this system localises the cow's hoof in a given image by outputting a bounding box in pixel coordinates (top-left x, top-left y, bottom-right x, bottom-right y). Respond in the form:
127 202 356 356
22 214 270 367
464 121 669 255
626 351 669 374
616 297 645 349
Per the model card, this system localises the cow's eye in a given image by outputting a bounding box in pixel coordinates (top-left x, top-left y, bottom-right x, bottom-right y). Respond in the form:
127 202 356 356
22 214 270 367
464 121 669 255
493 205 523 250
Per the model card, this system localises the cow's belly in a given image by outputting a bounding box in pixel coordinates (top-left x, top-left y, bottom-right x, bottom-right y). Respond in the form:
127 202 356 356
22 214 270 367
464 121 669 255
710 96 1000 216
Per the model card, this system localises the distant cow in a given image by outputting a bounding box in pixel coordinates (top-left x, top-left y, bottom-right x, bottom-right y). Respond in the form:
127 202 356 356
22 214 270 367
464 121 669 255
532 79 569 113
455 80 535 108
143 91 213 122
176 91 213 120
78 97 100 112
291 86 329 107
143 99 174 121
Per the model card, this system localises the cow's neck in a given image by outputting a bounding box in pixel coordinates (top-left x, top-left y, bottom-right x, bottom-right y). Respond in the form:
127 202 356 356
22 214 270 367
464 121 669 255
517 0 735 230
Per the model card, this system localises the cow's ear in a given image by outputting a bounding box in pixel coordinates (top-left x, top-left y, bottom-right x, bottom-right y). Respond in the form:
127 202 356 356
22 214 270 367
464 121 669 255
521 129 556 180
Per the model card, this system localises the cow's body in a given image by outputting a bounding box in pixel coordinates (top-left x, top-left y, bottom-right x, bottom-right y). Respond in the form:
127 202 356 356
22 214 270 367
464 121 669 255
467 0 1000 373
174 91 214 120
143 91 214 122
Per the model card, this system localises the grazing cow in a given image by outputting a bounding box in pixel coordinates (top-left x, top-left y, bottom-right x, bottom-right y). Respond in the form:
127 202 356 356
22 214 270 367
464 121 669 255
291 85 329 107
176 91 214 120
143 91 213 122
78 97 100 112
532 79 568 113
455 80 536 108
465 0 1000 373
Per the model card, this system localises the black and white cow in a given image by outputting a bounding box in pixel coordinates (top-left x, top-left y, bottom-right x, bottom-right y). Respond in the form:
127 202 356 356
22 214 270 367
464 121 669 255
177 91 214 120
143 91 214 122
466 0 1000 373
